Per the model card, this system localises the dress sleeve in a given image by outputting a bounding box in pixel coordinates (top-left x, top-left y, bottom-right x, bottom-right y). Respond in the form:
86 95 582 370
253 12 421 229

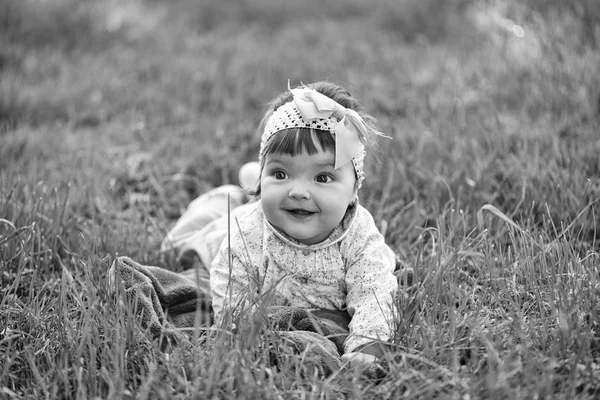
210 228 257 323
343 208 398 353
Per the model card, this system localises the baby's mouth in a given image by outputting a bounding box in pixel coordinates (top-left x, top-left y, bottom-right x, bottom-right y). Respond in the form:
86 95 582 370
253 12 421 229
286 208 316 218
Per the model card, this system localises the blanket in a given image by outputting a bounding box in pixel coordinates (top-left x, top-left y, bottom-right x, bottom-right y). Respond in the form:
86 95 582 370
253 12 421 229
108 256 386 379
108 256 211 349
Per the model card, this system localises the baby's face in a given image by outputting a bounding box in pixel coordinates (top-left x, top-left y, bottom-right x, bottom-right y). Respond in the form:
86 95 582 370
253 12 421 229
260 148 356 245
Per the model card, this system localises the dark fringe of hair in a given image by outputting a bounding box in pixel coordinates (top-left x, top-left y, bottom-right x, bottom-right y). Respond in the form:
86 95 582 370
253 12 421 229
262 127 335 157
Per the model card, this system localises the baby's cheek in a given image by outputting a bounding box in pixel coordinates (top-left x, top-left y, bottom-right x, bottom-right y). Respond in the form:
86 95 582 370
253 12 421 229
261 197 278 221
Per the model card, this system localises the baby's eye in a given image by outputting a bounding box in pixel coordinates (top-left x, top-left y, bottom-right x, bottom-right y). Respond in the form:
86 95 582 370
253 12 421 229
315 174 333 183
273 170 287 180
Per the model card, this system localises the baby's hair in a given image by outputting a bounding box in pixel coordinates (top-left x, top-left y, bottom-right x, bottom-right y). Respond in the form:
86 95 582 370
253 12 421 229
261 127 336 158
251 81 377 198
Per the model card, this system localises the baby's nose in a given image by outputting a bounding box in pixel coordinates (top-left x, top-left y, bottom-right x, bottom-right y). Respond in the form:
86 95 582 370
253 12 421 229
288 180 311 200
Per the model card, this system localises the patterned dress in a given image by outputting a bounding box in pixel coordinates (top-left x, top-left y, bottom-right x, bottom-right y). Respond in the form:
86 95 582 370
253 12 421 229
210 201 398 353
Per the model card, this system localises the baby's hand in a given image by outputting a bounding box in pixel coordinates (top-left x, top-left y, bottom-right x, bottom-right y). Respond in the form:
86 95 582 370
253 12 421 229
341 352 379 369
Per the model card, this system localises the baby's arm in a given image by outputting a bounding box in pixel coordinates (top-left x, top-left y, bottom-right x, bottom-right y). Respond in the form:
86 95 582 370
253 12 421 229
210 234 254 323
343 211 398 360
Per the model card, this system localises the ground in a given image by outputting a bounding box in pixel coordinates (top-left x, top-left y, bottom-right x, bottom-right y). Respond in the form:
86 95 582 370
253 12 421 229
1 0 600 398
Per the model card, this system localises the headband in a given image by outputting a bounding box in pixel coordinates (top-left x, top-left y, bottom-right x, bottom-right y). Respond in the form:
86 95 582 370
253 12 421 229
260 84 388 188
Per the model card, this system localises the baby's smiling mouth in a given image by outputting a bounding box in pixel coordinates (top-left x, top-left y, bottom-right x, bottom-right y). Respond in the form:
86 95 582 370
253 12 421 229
286 208 316 217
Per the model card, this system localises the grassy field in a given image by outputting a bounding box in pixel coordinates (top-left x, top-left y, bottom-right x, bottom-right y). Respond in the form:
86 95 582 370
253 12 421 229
1 0 599 398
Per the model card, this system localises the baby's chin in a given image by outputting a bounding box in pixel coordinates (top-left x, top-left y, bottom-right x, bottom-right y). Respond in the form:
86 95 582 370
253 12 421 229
284 227 335 245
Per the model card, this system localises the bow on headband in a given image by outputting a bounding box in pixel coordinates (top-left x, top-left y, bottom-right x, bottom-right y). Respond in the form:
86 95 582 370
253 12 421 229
290 85 387 169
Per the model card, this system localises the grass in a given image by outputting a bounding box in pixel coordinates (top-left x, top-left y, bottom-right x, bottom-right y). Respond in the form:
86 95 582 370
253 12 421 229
1 0 599 398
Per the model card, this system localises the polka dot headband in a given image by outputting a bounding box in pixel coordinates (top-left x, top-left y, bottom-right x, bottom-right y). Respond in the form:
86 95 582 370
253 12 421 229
260 85 387 189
